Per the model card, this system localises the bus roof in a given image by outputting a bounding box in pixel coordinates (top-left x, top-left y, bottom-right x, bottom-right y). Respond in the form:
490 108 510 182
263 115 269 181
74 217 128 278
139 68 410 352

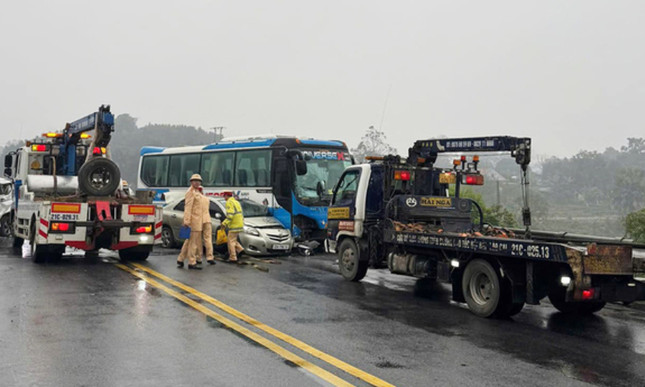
140 137 347 156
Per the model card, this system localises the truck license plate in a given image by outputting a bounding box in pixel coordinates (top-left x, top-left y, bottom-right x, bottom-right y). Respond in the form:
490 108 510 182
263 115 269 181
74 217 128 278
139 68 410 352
273 244 290 250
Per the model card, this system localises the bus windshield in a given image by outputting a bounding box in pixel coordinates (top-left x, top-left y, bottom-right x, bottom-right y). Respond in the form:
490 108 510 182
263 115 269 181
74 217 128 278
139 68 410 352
295 151 352 205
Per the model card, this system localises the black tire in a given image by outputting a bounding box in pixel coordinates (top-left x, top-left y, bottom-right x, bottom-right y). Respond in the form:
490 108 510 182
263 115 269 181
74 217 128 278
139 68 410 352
338 238 368 282
462 259 506 318
30 221 48 263
118 246 152 261
0 214 11 237
161 226 176 248
548 288 606 314
78 158 121 196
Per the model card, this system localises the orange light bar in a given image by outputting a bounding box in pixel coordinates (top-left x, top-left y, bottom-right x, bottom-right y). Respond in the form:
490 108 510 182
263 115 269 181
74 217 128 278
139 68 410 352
51 203 81 213
365 156 384 161
43 132 62 138
80 133 92 139
128 205 155 215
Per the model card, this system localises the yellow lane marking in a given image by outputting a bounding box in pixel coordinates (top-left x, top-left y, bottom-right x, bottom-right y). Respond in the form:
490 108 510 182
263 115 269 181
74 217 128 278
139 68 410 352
115 264 354 387
131 263 396 387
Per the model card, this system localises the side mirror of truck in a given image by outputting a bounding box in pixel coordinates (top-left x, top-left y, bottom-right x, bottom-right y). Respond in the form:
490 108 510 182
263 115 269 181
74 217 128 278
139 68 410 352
295 160 307 176
3 168 12 178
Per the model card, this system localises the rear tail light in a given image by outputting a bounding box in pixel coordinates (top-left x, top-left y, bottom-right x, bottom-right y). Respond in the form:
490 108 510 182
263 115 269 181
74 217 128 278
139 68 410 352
131 224 153 234
463 174 484 185
50 222 74 233
394 170 411 181
31 144 48 152
582 289 595 300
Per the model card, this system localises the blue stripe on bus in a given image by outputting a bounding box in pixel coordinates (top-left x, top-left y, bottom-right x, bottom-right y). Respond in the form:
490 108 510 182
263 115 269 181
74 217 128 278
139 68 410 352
140 146 166 156
202 139 276 150
299 139 345 147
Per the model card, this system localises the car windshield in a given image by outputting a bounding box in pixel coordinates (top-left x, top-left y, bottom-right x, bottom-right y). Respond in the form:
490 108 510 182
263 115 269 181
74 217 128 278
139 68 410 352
215 198 269 217
240 199 269 217
295 151 352 206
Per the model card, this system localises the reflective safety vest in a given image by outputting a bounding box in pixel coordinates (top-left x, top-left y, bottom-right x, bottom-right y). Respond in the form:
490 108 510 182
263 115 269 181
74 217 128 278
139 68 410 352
223 198 244 232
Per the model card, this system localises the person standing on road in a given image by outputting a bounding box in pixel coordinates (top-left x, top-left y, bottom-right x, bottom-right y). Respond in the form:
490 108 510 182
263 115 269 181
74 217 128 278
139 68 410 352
222 192 244 262
177 174 207 270
197 187 216 265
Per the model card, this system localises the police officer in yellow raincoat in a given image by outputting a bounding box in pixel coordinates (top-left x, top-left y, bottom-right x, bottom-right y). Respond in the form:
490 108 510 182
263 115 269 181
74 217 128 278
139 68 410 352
222 192 244 262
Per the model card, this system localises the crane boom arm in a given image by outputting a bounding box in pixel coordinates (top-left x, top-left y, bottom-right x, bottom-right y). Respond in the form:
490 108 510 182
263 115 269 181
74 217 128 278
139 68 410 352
409 136 531 169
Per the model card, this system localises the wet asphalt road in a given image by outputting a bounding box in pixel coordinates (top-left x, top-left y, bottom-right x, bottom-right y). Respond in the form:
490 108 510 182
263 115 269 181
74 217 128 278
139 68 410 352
2 239 645 387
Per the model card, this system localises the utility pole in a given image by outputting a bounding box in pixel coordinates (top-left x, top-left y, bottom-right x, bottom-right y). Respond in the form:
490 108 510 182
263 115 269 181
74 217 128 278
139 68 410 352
212 126 225 142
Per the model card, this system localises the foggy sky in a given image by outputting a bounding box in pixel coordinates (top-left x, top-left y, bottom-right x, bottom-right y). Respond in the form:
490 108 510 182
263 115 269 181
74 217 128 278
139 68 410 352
1 1 643 157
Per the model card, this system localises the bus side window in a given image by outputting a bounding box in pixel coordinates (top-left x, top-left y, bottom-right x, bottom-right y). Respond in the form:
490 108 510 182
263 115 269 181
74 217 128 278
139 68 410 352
201 152 234 187
235 150 271 187
169 154 201 187
141 155 169 187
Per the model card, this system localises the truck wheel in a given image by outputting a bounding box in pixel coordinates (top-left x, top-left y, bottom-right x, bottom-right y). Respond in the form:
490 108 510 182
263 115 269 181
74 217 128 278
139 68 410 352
548 288 606 314
30 222 49 263
462 259 505 318
161 226 176 248
78 158 121 196
118 246 151 261
338 238 368 282
0 214 10 237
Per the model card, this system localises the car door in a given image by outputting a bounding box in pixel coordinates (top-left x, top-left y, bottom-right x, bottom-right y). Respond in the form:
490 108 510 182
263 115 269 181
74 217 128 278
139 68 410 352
169 200 186 238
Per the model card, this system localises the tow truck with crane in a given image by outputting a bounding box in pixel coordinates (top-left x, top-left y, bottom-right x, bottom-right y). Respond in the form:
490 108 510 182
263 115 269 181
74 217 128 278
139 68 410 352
3 105 162 262
326 136 645 318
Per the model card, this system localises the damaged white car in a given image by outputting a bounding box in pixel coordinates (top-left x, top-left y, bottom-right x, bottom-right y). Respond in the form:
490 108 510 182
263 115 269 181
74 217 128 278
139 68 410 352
0 177 12 236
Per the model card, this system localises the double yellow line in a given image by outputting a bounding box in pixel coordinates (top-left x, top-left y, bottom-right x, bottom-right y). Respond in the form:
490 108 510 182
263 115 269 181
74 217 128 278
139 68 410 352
116 262 395 387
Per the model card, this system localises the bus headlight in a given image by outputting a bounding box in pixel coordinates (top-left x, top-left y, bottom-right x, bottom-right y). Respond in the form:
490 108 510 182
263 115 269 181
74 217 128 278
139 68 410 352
244 226 260 236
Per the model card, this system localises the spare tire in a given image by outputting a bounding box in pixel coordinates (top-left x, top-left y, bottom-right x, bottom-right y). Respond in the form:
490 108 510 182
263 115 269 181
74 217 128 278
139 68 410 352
78 158 121 196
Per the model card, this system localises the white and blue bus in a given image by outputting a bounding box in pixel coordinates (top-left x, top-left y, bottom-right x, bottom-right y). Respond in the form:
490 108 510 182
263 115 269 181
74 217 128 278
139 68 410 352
137 136 353 241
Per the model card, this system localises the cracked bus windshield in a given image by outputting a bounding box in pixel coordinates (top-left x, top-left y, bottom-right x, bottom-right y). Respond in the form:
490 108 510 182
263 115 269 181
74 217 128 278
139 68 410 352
295 151 352 206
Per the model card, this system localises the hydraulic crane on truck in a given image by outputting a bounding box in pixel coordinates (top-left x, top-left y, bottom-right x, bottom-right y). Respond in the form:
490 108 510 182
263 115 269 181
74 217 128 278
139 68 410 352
56 104 121 196
407 136 532 236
